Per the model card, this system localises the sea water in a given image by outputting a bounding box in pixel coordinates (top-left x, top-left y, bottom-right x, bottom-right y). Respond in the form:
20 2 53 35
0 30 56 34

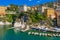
0 25 60 40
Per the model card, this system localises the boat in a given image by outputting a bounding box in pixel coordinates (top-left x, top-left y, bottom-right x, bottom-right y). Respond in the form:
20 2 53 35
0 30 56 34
21 25 30 32
28 32 31 35
5 21 11 25
0 21 4 25
14 22 22 31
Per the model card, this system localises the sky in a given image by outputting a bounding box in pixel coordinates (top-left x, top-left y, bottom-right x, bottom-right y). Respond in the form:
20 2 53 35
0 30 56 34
0 0 56 6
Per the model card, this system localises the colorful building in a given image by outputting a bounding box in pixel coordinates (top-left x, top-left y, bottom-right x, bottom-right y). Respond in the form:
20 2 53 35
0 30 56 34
56 6 60 26
19 5 28 12
47 8 56 19
31 6 38 11
38 4 48 13
0 6 7 16
54 0 60 8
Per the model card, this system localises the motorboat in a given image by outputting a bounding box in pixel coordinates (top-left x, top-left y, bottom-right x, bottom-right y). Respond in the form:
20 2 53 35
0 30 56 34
5 21 11 25
14 22 22 31
0 21 4 25
21 25 30 32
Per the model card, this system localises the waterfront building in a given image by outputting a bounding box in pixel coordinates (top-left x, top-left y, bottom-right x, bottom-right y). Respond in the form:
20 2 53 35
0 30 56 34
54 0 60 26
38 4 48 13
31 6 38 11
47 8 57 26
42 5 48 13
47 8 56 19
56 6 60 26
38 5 42 13
0 6 7 16
19 5 30 12
27 6 31 11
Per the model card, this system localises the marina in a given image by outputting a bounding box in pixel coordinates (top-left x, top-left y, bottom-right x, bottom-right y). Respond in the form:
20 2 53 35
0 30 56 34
1 21 60 40
0 25 60 40
0 0 60 40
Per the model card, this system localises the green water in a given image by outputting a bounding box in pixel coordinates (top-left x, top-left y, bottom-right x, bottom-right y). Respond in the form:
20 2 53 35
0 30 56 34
0 25 60 40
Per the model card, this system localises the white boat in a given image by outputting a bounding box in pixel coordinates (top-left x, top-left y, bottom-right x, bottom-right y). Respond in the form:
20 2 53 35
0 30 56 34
21 25 30 32
14 22 22 31
0 21 4 25
21 24 25 29
5 21 11 25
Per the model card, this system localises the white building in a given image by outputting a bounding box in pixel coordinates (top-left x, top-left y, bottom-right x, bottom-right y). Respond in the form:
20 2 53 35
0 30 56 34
54 0 60 8
38 4 48 13
19 5 32 12
42 6 48 13
19 5 28 12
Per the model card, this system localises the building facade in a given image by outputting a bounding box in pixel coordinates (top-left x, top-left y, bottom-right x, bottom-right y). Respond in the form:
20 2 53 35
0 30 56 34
55 0 60 26
54 0 60 8
38 4 48 13
56 6 60 26
0 6 7 16
19 5 29 12
47 8 56 19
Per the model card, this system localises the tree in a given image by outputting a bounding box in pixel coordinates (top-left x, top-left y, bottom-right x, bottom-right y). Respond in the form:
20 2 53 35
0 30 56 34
7 4 19 12
47 2 54 8
29 10 48 23
6 14 13 22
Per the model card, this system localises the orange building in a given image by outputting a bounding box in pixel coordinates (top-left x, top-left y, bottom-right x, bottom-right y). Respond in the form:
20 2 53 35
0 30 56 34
31 6 38 11
47 8 56 19
0 6 7 16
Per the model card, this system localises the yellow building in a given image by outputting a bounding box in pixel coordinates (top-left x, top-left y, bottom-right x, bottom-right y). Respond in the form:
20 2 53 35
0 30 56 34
47 8 56 19
0 6 7 16
42 6 48 13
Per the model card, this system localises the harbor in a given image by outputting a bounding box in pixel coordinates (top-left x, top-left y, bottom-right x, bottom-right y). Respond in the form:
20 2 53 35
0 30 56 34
0 0 60 40
0 25 60 40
